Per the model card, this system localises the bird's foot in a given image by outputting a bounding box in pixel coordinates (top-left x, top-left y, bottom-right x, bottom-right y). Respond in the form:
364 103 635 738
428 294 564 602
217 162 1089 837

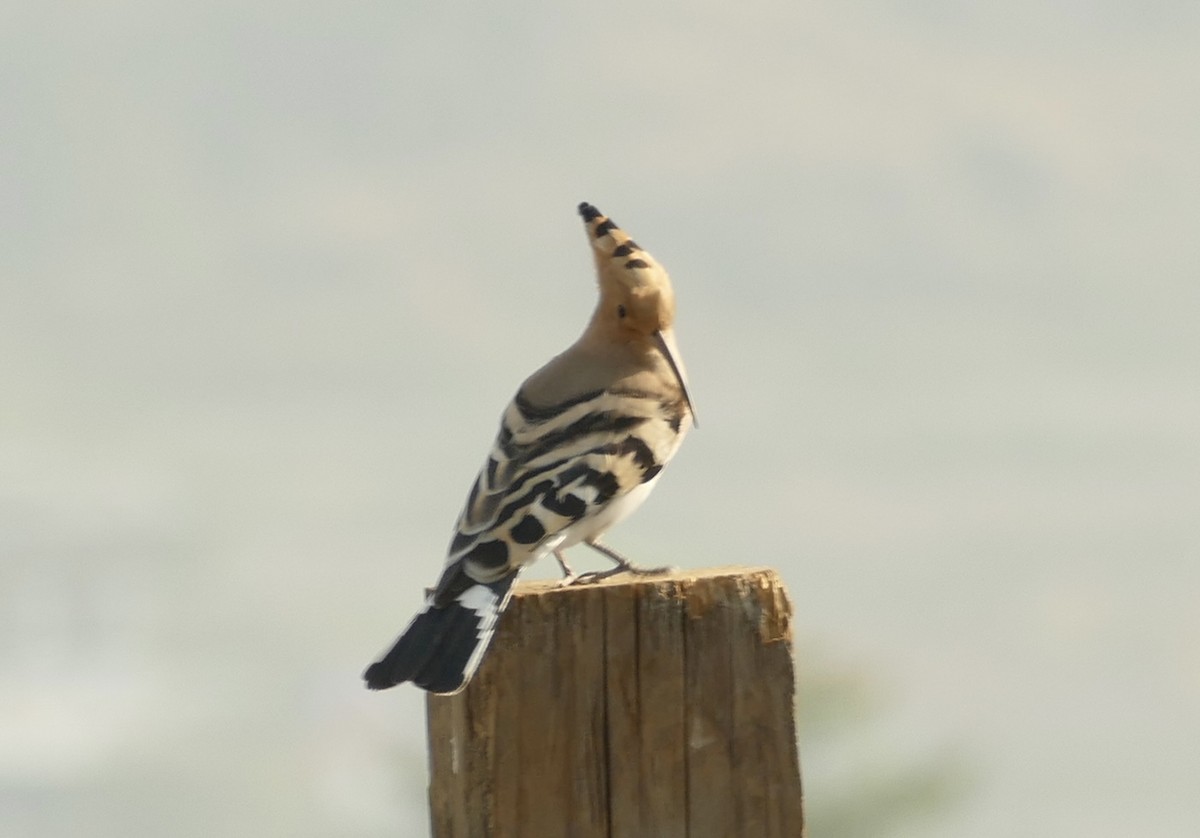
555 541 677 585
554 550 580 587
569 563 677 585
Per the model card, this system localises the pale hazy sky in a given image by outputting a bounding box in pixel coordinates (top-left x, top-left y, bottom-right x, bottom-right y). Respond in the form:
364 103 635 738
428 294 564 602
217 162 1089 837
3 3 1199 836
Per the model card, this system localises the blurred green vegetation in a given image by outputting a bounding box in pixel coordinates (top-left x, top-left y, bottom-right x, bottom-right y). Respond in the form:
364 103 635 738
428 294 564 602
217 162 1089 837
796 640 976 837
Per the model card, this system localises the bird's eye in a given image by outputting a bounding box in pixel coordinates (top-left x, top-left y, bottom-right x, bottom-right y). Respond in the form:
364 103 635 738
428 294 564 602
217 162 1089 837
617 305 627 319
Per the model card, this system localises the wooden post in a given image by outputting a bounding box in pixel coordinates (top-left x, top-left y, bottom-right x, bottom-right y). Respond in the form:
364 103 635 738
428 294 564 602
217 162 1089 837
426 566 804 838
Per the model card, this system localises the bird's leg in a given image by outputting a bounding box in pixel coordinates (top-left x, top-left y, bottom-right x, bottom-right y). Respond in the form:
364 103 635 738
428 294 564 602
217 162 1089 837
554 549 580 586
587 539 676 574
569 538 676 584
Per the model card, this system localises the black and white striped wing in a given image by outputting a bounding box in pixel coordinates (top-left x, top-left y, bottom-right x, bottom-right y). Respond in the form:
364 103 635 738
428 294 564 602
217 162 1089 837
430 385 685 602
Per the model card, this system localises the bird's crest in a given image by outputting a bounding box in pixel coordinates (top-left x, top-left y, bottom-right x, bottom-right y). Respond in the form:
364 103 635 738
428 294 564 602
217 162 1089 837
577 202 667 287
576 201 694 423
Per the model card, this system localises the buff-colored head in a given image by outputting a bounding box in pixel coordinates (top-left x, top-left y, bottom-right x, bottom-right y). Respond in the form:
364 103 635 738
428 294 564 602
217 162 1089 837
578 202 677 338
578 202 695 422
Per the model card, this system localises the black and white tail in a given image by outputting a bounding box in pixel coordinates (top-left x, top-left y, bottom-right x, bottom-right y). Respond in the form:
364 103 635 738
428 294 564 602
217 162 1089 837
362 574 518 694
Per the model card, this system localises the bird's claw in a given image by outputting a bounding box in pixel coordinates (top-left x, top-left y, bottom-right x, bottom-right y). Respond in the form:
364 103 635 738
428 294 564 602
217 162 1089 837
568 562 677 585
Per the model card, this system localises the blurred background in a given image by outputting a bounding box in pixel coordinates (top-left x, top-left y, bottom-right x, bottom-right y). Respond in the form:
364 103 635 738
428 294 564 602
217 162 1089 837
3 2 1198 835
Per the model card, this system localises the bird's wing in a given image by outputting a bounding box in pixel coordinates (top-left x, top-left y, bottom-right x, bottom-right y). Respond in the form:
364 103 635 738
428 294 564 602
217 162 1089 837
430 383 687 604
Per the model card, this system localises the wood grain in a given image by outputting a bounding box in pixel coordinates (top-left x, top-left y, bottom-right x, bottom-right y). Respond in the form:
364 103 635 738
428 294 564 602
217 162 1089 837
426 566 804 837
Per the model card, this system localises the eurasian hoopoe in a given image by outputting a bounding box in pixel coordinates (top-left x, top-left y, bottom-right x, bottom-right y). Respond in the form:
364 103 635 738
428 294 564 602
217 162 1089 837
363 202 695 694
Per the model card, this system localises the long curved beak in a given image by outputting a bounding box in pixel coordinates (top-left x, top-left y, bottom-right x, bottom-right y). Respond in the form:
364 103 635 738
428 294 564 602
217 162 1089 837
652 328 698 429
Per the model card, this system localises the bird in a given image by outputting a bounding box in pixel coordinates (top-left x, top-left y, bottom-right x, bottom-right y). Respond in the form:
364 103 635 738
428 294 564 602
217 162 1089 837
363 202 696 694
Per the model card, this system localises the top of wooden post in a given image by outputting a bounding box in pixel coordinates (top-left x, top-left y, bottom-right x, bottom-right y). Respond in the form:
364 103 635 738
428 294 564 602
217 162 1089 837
426 566 803 838
515 563 780 592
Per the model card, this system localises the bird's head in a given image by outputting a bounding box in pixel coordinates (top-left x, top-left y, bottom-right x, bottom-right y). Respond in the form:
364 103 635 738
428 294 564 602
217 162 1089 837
578 201 676 337
578 202 695 423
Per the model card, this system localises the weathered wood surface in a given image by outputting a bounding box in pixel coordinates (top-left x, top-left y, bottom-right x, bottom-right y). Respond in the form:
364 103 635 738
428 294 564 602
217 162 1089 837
426 566 804 838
